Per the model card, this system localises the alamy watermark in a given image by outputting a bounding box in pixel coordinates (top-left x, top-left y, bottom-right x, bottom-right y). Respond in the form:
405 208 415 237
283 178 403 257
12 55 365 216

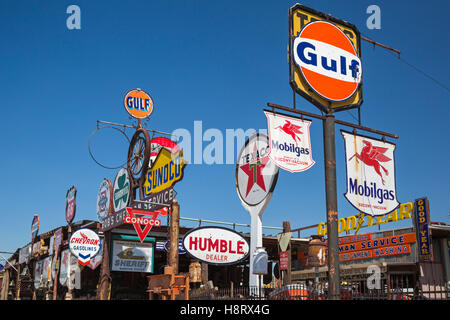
171 121 267 165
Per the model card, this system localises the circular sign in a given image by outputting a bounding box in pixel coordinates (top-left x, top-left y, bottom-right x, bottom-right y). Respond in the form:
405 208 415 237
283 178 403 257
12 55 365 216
149 137 181 165
293 20 362 102
113 167 130 212
235 133 279 206
31 214 40 242
123 88 154 119
65 185 77 224
69 228 101 266
182 227 249 265
96 179 113 222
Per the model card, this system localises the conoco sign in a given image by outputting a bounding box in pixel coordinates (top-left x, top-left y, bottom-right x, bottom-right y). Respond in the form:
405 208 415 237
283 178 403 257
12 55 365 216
182 227 249 265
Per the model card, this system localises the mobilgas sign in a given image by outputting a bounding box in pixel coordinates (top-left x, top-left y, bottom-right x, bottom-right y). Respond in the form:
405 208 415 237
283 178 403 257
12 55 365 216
123 88 154 120
264 111 315 173
182 227 249 265
289 4 363 112
342 131 399 216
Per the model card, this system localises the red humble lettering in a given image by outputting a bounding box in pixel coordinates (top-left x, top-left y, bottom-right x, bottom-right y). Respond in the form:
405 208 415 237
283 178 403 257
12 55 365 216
189 237 198 250
220 240 227 253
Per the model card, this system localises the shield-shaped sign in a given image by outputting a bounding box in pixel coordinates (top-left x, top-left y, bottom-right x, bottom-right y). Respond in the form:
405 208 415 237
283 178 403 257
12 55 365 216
265 111 315 173
97 179 113 222
341 130 399 216
31 214 40 242
113 168 130 213
65 185 77 224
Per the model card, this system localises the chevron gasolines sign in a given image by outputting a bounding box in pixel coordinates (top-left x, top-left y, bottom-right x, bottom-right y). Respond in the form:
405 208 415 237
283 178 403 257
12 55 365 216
342 131 399 216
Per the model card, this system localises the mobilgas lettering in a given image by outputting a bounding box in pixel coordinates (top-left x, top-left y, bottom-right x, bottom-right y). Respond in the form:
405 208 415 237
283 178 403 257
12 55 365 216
271 140 309 157
349 178 394 204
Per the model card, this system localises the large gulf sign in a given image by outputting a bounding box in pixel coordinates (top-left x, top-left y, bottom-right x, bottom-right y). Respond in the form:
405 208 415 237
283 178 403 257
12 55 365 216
289 4 362 112
182 227 249 265
123 88 154 119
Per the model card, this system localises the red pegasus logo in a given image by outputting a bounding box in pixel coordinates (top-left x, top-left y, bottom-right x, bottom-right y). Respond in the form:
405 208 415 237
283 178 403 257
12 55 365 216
348 140 391 185
275 120 302 146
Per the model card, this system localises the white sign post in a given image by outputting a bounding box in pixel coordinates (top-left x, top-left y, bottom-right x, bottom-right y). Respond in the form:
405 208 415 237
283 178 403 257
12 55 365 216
235 133 278 292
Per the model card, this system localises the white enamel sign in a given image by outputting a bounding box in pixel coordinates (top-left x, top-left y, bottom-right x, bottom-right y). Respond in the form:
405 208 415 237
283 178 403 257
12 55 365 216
265 111 315 172
96 179 112 222
235 133 279 207
69 228 101 266
342 130 399 216
183 227 249 265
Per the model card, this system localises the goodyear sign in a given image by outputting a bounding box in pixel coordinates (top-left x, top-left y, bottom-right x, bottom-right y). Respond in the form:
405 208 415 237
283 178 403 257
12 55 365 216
317 202 414 236
413 197 433 261
143 148 186 196
289 4 363 113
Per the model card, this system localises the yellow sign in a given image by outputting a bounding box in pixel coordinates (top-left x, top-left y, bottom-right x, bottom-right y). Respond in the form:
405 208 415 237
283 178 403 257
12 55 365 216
143 148 186 196
317 202 413 236
289 4 363 112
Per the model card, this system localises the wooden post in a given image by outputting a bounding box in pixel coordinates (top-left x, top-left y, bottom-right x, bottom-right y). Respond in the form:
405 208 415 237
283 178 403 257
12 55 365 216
282 221 291 285
168 200 180 274
97 230 111 300
1 269 10 300
15 265 21 300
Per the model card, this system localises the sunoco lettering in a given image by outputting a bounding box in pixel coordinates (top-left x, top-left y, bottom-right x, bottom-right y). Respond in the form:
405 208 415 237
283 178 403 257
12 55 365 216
146 156 182 193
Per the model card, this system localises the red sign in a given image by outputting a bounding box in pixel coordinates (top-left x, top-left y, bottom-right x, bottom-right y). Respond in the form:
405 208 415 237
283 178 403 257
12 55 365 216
280 251 289 271
125 207 168 242
65 185 77 224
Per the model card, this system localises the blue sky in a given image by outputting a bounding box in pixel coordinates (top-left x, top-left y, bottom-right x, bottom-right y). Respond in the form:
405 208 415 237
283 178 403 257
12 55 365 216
0 0 449 256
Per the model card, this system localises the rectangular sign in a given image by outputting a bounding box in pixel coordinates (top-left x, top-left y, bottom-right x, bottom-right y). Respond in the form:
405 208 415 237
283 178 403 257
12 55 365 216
100 208 127 232
414 197 433 261
337 233 416 254
111 240 154 273
280 251 289 271
339 244 411 262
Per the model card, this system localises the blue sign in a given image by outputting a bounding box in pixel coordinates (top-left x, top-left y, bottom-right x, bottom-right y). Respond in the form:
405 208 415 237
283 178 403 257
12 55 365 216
414 197 433 262
156 240 186 255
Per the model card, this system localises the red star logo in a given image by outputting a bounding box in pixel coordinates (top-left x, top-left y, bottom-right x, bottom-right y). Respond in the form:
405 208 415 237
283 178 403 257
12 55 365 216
239 142 269 197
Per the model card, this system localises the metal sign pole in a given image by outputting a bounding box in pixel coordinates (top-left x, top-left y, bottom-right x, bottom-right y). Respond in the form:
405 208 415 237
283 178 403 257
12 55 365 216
323 113 340 300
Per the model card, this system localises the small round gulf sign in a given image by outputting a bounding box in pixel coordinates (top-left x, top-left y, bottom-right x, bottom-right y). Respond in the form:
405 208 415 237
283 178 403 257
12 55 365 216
293 21 362 102
123 88 154 119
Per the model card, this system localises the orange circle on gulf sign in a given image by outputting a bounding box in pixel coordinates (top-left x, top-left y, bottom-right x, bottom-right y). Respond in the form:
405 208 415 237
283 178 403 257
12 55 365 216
123 89 154 119
293 21 362 102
